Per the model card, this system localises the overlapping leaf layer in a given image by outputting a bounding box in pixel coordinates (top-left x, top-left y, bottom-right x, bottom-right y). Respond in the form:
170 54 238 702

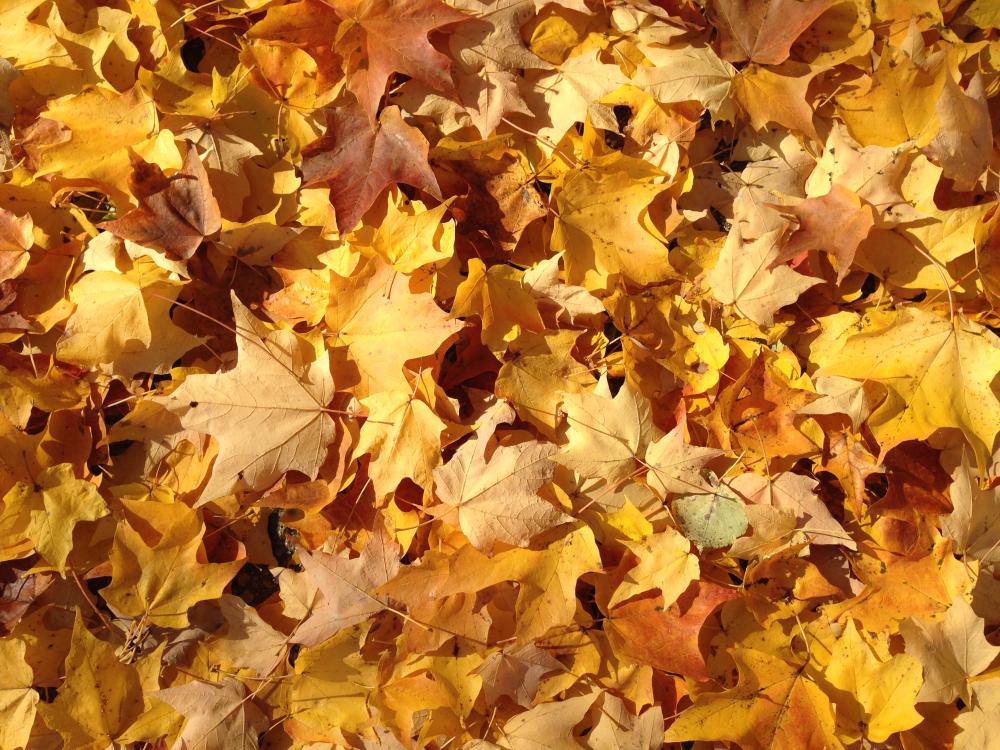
0 1 999 748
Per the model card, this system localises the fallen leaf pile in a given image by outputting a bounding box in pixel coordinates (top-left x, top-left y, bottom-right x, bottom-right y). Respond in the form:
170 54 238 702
1 0 1000 748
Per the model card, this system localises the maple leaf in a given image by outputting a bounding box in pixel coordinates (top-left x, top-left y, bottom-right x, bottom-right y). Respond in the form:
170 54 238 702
0 208 33 284
900 596 1000 704
434 416 566 552
666 648 845 750
734 62 819 141
608 581 738 680
0 637 37 750
964 0 1000 26
822 545 957 631
732 471 854 549
20 84 157 202
301 102 443 232
552 167 673 290
644 424 724 496
153 678 268 750
453 257 545 352
771 183 875 282
835 45 946 148
38 614 143 750
492 690 599 750
284 624 376 736
212 594 290 677
941 448 1000 562
151 292 337 500
250 0 467 122
356 390 447 497
821 619 924 743
449 0 547 74
818 308 1000 476
326 256 463 397
102 145 222 259
590 696 664 750
822 430 882 514
0 463 108 573
495 329 598 438
103 515 242 629
708 0 836 65
956 675 1000 750
380 524 601 643
512 525 602 642
807 122 916 220
445 0 548 136
56 259 202 377
606 527 699 609
368 194 455 273
555 376 662 488
524 50 627 145
706 223 821 326
522 252 604 322
293 522 402 646
1 571 56 635
446 151 548 255
334 0 468 122
633 43 737 117
474 642 564 707
925 73 992 190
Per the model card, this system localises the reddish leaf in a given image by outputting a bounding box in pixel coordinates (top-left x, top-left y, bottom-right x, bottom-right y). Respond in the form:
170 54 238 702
447 153 547 256
0 281 28 331
607 581 738 680
292 522 402 647
0 566 54 634
333 0 467 121
474 643 564 707
302 103 442 232
771 184 875 282
102 146 222 259
882 441 953 515
251 0 467 122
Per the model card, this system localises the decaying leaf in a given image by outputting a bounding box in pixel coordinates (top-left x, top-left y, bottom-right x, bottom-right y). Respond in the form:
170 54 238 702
674 486 749 551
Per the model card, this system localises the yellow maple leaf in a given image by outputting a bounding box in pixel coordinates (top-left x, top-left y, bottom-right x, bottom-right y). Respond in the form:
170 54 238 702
818 308 1000 475
0 463 108 573
368 193 455 273
836 46 946 148
38 614 143 750
552 167 672 291
822 620 924 743
21 85 157 202
0 637 37 750
56 260 201 376
666 648 845 750
326 257 463 397
103 512 242 629
284 624 377 738
356 390 447 498
554 376 661 488
706 225 820 327
607 527 698 609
